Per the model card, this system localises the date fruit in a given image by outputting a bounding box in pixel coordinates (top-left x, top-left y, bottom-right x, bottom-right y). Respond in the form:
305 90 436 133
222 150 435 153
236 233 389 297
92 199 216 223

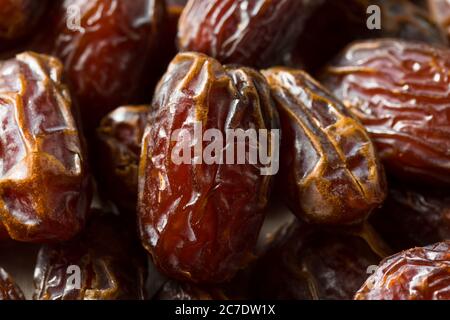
32 0 165 134
0 267 24 300
355 241 450 300
263 67 386 225
322 39 450 185
138 52 279 283
97 105 148 211
370 184 450 251
428 0 450 43
252 221 390 300
33 211 146 300
177 0 318 68
0 52 91 242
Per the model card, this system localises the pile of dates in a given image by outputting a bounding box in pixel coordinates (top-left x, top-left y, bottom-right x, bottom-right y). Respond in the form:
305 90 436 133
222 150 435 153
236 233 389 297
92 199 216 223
0 0 449 300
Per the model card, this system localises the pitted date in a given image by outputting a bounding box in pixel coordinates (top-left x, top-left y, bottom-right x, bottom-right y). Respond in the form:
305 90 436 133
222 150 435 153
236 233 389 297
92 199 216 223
0 52 91 242
33 211 146 300
428 0 450 43
97 105 148 211
262 67 386 225
32 0 165 134
371 184 450 251
355 241 450 300
177 0 317 68
322 39 450 185
252 221 390 300
138 52 279 283
0 267 24 300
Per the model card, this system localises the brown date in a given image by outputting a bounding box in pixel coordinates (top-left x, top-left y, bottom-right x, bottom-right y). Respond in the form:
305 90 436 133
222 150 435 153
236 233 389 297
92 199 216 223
33 211 146 300
0 267 24 300
370 183 450 251
287 0 446 72
428 0 450 43
252 221 390 300
97 105 149 211
262 67 386 225
355 241 450 300
32 0 165 135
322 39 450 186
177 0 318 68
0 52 91 242
138 52 279 283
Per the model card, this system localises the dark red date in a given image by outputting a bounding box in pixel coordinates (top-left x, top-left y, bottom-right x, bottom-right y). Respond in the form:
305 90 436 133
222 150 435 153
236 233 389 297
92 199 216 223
355 241 450 300
263 67 386 225
0 52 91 242
0 267 24 300
322 39 450 186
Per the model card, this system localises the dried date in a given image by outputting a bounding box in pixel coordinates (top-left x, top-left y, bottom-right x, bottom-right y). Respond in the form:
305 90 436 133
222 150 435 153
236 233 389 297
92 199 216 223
97 105 148 211
0 52 91 242
0 267 24 300
252 221 390 300
355 241 450 300
33 211 146 300
322 39 450 185
138 52 279 283
177 0 318 68
263 67 386 225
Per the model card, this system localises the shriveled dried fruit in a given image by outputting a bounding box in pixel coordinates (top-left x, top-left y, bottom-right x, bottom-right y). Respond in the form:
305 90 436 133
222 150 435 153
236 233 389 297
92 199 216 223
32 0 165 134
263 67 386 225
371 183 450 251
355 241 450 300
252 221 390 300
178 0 318 68
0 52 91 242
33 211 146 300
322 39 450 186
138 52 279 283
0 267 24 300
428 0 450 43
97 105 148 211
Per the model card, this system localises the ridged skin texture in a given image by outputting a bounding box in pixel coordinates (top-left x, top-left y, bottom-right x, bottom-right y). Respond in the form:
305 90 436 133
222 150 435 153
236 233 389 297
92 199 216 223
263 68 386 225
138 52 279 283
33 213 146 300
0 52 91 242
252 221 390 300
177 0 315 68
0 267 24 300
428 0 450 43
371 184 450 251
97 105 149 211
322 39 450 185
33 0 165 133
355 241 450 300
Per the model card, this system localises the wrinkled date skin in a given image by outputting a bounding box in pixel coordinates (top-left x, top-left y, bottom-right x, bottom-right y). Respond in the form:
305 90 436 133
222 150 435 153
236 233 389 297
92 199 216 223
34 212 146 300
0 267 24 300
428 0 450 43
97 106 148 211
0 52 91 242
263 68 386 225
355 241 450 300
371 184 450 251
287 0 446 72
32 0 165 134
322 39 450 185
177 0 317 68
252 221 390 300
138 52 279 283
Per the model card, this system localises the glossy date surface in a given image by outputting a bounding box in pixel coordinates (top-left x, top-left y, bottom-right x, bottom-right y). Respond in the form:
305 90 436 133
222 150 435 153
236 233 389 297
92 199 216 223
138 52 279 283
0 267 24 300
355 241 450 300
0 52 91 242
322 39 450 185
97 105 148 211
177 0 316 68
263 67 386 224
